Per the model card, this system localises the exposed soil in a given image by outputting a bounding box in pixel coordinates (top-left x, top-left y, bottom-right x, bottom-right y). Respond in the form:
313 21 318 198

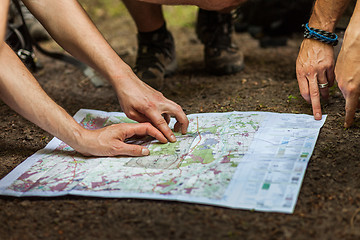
1 6 360 240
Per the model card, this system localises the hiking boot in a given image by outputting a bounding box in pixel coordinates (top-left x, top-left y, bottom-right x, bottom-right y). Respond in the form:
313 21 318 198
134 28 177 90
196 9 244 75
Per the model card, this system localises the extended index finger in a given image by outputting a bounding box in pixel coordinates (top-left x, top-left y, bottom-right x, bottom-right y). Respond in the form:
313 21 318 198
145 110 177 142
307 75 323 120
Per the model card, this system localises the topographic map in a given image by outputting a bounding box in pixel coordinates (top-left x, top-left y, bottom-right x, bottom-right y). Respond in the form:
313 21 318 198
0 109 326 213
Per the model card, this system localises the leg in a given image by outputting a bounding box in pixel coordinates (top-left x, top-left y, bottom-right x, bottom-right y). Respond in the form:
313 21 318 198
121 0 165 32
19 1 50 41
122 0 177 90
196 8 244 75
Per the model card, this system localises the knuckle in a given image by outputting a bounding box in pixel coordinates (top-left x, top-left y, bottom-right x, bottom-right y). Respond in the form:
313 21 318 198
156 91 164 98
140 102 156 112
127 110 137 119
130 147 142 156
151 92 164 101
110 144 123 156
174 104 183 113
142 122 153 129
347 85 358 95
324 63 334 70
300 89 310 99
154 117 167 127
295 68 304 77
295 63 308 74
305 71 313 78
318 64 328 71
310 89 320 98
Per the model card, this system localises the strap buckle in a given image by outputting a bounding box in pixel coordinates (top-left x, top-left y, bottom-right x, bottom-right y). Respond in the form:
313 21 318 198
17 49 34 60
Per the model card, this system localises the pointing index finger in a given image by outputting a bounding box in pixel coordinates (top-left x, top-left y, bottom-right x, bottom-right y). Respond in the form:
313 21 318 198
307 75 323 120
145 110 177 142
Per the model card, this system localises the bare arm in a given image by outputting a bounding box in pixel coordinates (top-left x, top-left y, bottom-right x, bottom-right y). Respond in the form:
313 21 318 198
309 0 351 31
0 0 9 45
335 1 360 127
0 43 167 156
22 0 189 142
0 44 83 147
296 0 350 120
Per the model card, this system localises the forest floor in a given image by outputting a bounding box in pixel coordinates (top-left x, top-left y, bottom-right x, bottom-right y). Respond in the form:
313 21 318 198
1 2 360 240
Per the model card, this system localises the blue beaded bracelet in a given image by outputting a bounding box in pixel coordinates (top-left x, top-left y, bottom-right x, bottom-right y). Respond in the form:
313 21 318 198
303 23 338 46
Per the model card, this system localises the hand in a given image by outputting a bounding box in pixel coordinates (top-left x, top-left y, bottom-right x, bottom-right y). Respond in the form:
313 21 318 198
335 32 360 128
22 0 189 141
296 39 335 120
114 73 189 143
74 123 168 157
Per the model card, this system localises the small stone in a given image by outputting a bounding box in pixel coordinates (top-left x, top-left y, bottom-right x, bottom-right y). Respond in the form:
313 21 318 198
20 200 31 207
25 135 34 141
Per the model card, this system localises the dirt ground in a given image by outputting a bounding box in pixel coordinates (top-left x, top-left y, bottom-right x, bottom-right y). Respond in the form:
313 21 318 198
1 4 360 240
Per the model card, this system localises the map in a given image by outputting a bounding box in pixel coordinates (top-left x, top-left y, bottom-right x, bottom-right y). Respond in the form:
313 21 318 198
0 109 326 213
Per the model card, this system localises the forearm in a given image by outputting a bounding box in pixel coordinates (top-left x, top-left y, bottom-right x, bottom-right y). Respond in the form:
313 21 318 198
22 0 131 88
0 43 85 149
309 0 351 31
336 1 360 73
343 1 360 46
21 0 189 140
0 1 10 44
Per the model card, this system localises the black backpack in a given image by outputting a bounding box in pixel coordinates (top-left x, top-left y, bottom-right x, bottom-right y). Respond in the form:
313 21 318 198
5 0 89 73
5 0 109 87
235 0 314 47
6 0 39 71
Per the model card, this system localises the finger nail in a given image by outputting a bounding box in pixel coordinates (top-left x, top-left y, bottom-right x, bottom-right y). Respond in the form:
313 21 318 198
142 148 150 156
170 134 176 142
315 113 321 120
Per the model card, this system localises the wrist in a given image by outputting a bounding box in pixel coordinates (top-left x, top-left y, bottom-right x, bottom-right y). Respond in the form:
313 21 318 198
308 18 336 33
110 67 144 96
106 62 134 87
67 124 89 152
303 23 338 46
309 5 337 32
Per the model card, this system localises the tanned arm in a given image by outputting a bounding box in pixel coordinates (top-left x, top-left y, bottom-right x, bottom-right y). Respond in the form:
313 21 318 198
296 0 351 120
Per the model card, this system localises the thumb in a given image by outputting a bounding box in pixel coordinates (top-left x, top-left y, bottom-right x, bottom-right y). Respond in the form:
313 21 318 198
115 142 150 157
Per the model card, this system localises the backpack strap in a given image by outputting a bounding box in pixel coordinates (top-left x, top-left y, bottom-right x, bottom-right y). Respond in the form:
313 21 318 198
9 0 38 71
10 0 105 86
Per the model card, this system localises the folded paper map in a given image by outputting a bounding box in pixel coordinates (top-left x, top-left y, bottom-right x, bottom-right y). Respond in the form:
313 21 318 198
0 109 326 213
